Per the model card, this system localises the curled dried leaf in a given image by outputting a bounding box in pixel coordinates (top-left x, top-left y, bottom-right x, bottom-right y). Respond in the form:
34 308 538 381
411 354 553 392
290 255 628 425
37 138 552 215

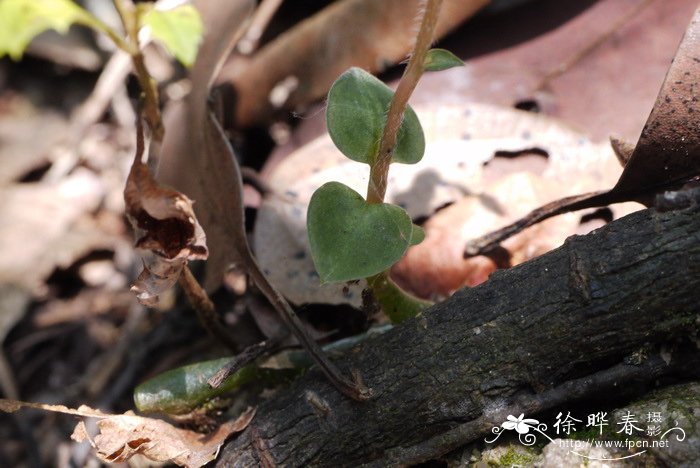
71 407 255 467
130 256 185 307
125 160 208 261
0 397 254 468
124 126 208 306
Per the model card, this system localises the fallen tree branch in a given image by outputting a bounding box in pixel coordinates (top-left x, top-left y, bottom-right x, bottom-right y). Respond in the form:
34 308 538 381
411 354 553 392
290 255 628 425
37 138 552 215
218 201 700 466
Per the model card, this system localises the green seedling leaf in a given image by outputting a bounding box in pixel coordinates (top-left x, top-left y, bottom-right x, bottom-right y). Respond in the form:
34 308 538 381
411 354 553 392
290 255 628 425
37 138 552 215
0 0 92 60
141 4 203 67
409 224 425 246
307 181 414 282
326 67 425 165
423 48 464 72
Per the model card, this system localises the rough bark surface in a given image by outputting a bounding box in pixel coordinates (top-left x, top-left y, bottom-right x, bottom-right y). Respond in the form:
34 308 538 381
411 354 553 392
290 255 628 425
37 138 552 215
218 201 700 467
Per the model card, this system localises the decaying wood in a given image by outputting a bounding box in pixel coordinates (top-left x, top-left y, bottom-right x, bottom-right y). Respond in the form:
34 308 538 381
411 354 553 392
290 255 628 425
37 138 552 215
218 199 700 466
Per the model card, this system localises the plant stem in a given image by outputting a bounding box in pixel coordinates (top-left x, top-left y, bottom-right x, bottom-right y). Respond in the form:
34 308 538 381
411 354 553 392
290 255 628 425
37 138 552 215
367 272 433 323
112 0 164 142
78 13 135 55
179 265 241 352
113 2 239 368
243 240 373 401
366 0 443 205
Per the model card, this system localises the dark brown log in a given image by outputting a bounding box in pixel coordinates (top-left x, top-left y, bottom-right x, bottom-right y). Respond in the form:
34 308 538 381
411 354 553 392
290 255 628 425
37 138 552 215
218 199 700 467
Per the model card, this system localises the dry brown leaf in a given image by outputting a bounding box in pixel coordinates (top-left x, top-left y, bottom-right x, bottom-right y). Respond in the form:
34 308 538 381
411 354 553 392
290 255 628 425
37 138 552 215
130 256 185 307
125 161 207 261
0 398 255 468
464 5 700 256
157 0 255 292
124 156 208 305
0 168 117 292
393 173 587 298
71 408 255 467
220 0 490 126
410 0 698 143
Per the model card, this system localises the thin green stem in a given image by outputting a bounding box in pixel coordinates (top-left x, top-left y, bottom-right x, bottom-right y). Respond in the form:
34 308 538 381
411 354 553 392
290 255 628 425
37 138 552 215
366 0 443 205
77 12 135 55
364 0 442 322
112 0 163 142
114 1 219 356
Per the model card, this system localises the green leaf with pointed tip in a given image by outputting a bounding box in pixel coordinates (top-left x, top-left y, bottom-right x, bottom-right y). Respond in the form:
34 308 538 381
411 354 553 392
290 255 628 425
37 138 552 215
326 67 425 165
409 224 425 246
424 48 464 72
307 181 414 282
141 4 203 67
0 0 92 60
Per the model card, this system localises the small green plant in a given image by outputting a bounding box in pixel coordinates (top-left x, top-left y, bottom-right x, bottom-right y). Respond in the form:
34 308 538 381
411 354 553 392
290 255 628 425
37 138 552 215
0 0 202 140
0 0 376 405
306 0 463 322
0 0 202 66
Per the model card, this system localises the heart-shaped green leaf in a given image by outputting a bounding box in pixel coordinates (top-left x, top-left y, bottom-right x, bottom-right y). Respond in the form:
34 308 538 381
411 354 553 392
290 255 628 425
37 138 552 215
423 48 464 72
326 67 425 165
141 4 203 68
307 182 414 282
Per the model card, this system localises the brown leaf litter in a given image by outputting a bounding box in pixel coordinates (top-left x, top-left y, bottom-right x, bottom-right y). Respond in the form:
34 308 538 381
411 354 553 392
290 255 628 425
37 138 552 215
0 398 254 468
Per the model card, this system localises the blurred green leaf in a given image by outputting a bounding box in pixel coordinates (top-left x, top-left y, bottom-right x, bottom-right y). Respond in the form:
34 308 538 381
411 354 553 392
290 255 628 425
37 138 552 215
0 0 92 60
307 181 414 283
423 48 464 72
326 67 425 165
141 4 203 67
409 224 425 246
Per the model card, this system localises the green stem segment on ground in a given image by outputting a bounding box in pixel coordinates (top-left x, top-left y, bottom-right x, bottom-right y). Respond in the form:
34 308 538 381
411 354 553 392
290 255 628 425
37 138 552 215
134 325 393 415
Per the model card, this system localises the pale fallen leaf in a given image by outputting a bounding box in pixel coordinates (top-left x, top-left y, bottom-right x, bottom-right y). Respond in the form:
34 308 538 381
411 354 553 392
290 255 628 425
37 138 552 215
0 168 115 292
0 398 255 468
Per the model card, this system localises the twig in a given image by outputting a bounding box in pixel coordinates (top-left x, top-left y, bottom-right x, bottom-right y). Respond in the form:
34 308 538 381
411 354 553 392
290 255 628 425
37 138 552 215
366 0 443 204
208 335 287 388
206 111 372 398
116 0 230 353
179 265 240 352
71 50 133 132
464 190 610 257
237 0 285 55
